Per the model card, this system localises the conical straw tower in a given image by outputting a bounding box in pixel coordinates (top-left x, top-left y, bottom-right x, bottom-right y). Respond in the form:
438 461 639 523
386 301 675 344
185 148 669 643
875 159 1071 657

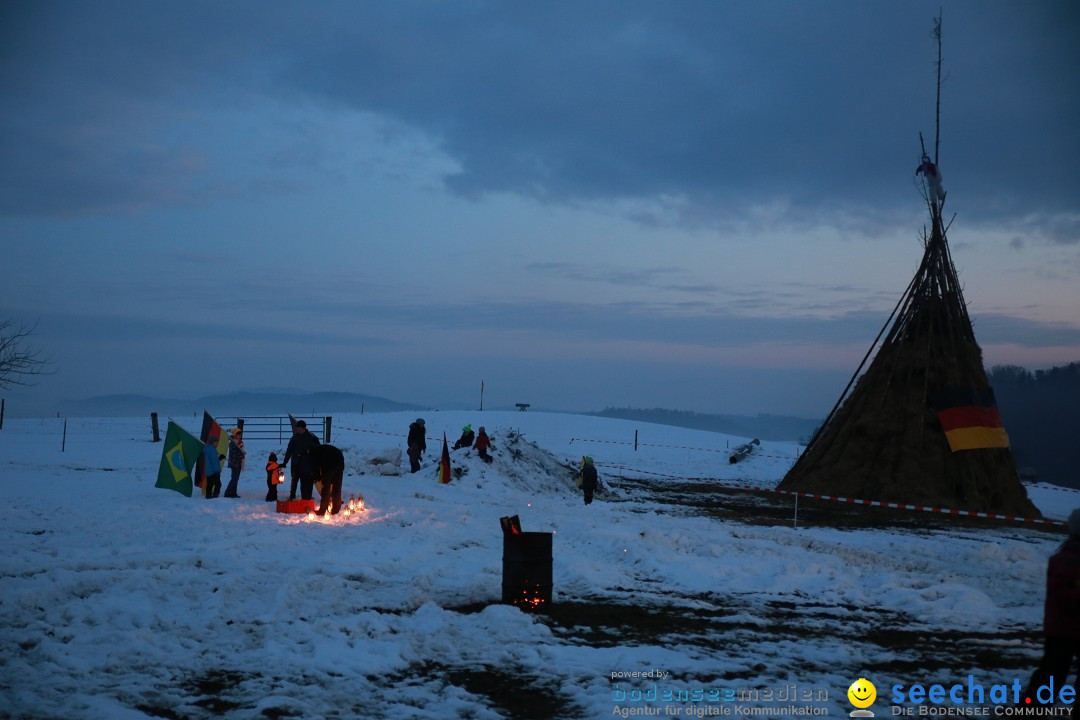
779 15 1038 518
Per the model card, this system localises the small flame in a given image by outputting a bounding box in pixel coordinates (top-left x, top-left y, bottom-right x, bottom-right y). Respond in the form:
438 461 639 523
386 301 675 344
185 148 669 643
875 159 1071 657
514 583 547 610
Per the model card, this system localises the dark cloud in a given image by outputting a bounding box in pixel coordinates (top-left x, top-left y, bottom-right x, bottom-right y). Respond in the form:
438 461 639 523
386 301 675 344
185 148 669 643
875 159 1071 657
972 314 1080 347
2 1 1077 230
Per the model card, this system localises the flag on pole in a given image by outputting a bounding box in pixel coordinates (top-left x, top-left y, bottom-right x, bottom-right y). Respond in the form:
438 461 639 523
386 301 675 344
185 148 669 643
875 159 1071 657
437 433 452 484
156 420 203 496
195 411 230 496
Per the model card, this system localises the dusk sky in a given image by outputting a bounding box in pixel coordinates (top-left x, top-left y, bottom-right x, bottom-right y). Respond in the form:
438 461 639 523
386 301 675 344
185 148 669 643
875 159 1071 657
2 1 1078 418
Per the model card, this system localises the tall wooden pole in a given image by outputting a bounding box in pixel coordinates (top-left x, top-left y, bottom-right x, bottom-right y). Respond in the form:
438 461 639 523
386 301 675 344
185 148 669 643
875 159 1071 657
933 10 943 165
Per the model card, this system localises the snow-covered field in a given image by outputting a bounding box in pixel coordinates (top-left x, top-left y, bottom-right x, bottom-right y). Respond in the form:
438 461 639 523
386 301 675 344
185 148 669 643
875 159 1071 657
1 410 1075 720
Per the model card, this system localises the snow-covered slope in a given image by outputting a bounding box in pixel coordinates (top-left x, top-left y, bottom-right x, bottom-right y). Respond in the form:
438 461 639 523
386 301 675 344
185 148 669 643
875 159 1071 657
1 411 1075 719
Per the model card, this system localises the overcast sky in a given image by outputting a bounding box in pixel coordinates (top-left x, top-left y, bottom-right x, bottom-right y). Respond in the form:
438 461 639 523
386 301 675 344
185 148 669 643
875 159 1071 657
2 0 1078 417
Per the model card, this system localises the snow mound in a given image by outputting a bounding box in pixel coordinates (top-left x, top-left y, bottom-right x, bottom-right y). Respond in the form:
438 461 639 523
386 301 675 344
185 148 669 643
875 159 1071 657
351 446 404 476
449 428 581 497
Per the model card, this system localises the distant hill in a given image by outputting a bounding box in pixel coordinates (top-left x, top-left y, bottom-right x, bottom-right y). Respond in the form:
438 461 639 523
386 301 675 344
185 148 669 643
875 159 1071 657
54 391 422 418
588 407 819 442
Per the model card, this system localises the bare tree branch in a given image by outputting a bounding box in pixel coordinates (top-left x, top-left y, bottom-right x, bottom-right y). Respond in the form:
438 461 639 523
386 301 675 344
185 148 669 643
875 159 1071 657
0 319 54 390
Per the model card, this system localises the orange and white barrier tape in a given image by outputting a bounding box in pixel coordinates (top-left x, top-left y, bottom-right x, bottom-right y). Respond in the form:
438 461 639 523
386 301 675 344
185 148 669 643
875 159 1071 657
598 463 1067 528
571 437 799 462
1026 483 1080 495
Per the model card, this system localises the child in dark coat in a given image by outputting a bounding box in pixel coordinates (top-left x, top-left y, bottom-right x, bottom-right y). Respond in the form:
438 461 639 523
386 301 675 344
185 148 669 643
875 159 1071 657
579 456 598 505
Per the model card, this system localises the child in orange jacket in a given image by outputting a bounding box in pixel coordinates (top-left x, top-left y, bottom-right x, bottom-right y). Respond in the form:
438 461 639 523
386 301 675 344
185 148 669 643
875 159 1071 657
265 452 282 502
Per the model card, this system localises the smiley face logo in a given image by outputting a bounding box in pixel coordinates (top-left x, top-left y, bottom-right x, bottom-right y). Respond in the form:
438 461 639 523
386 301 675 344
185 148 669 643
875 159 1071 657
848 678 877 709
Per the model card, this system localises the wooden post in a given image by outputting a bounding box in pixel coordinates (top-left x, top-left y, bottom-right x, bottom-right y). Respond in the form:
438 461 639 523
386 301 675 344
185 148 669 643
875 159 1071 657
793 493 799 530
62 419 68 452
634 429 638 451
237 418 245 432
0 398 5 430
361 403 365 415
151 412 160 442
324 416 332 444
480 380 485 411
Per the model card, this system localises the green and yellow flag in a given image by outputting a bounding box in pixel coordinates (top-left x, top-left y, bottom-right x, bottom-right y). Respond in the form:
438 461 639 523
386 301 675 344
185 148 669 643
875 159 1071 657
156 421 204 497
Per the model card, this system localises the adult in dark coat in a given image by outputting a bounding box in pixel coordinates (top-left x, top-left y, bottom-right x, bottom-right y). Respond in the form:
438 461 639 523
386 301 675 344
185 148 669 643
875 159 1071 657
407 418 426 473
580 456 598 506
282 420 321 500
1026 508 1080 703
223 427 245 498
314 444 346 516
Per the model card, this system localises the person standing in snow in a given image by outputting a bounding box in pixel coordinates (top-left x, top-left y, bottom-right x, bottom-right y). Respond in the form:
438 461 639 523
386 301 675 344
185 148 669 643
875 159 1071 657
203 442 225 499
453 424 475 450
1025 508 1080 702
314 444 346 516
407 418 426 473
223 427 246 498
579 456 598 506
265 451 282 500
473 426 493 463
282 420 320 500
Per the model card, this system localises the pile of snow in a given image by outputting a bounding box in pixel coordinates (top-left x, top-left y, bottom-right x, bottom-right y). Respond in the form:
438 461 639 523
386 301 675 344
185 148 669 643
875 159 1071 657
1 410 1075 719
352 446 404 476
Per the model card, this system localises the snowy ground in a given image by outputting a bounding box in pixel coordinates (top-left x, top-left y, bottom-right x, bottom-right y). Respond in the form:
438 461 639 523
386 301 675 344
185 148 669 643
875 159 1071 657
1 410 1076 720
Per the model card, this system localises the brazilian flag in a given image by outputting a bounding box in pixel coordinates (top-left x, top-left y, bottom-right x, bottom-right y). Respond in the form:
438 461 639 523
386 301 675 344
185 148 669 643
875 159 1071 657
156 421 204 497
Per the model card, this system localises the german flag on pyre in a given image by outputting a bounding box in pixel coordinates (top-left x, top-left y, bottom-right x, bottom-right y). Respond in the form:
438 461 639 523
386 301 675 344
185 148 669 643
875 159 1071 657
437 433 452 484
930 387 1010 452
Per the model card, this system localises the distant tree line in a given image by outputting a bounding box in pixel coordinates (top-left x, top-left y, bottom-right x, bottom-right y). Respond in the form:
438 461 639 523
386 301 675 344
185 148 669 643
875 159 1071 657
988 361 1080 489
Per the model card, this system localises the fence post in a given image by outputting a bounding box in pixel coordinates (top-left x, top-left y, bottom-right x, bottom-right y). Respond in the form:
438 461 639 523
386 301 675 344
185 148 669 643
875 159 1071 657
0 398 5 430
634 429 638 451
62 418 68 452
151 412 160 442
324 416 332 444
237 418 245 433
